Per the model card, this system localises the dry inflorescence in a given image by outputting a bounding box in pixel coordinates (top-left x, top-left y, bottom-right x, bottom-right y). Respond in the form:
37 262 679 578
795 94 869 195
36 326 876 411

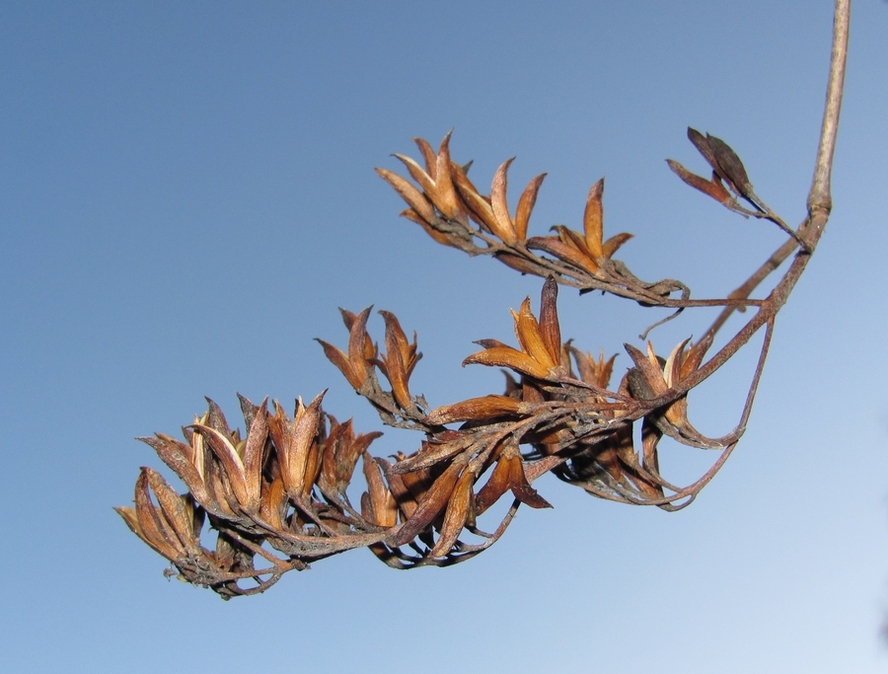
117 1 850 598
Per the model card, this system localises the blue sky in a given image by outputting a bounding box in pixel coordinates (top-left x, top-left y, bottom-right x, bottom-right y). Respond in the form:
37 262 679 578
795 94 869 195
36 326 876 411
2 1 887 672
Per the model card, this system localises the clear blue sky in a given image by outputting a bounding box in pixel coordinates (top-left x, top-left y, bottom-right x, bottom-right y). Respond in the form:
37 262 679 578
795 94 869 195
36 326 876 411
2 2 887 672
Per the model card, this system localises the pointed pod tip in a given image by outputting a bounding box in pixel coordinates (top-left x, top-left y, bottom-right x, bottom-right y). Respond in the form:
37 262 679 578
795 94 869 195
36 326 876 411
438 129 454 152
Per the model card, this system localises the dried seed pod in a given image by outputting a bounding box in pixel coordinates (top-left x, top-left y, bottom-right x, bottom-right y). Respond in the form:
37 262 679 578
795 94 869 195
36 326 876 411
490 158 518 245
705 133 753 198
426 395 523 425
316 307 374 390
430 468 475 558
514 173 547 241
583 178 605 258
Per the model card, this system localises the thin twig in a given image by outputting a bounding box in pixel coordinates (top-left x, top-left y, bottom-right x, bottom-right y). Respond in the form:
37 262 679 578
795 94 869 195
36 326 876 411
807 0 850 225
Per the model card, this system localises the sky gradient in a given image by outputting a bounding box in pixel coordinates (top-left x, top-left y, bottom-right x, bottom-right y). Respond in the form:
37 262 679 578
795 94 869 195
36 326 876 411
2 2 887 672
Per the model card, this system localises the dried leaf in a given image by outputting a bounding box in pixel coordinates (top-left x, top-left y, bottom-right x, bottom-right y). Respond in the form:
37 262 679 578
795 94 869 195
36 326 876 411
538 277 561 367
583 178 605 258
430 469 474 558
315 338 362 390
434 130 467 222
114 506 144 541
526 235 600 274
204 398 233 439
134 468 183 560
450 161 500 234
512 297 556 369
378 457 418 521
300 433 322 498
375 167 437 225
412 137 437 179
514 173 547 241
237 394 259 435
624 342 668 399
666 159 734 206
401 209 462 248
495 252 541 275
347 307 373 389
705 133 753 197
190 424 250 509
362 453 398 527
202 453 237 517
392 153 438 199
640 416 662 476
462 346 550 380
601 232 633 260
143 467 202 556
490 158 518 245
281 391 325 498
379 310 421 409
474 456 513 514
426 395 522 425
506 454 552 509
138 434 210 506
259 475 287 530
391 461 463 547
242 397 269 510
687 127 720 176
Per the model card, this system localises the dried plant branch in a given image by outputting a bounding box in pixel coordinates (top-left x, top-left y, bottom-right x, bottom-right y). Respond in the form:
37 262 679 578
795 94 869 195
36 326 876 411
118 1 850 598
